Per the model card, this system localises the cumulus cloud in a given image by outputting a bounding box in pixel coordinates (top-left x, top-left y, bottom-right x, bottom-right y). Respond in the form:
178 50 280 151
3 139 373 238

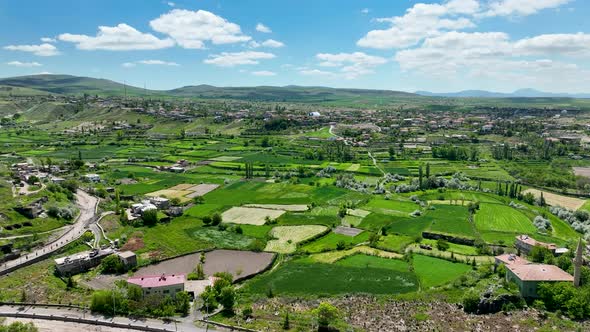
4 43 59 56
203 51 275 67
256 23 272 33
150 9 250 49
361 8 370 14
59 24 174 50
251 70 276 76
123 59 180 67
308 52 388 79
357 0 478 49
299 68 336 77
5 61 42 67
41 37 56 43
250 39 285 48
514 33 590 56
482 0 571 17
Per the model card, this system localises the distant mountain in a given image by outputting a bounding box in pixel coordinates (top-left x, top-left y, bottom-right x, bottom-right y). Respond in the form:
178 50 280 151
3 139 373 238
416 89 590 99
0 74 419 102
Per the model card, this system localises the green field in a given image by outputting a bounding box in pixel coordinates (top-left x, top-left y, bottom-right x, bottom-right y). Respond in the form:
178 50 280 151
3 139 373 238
474 203 536 234
412 255 472 289
426 205 477 238
245 255 418 295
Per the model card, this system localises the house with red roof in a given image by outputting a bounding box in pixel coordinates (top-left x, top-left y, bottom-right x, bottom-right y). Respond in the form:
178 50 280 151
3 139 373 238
127 274 185 298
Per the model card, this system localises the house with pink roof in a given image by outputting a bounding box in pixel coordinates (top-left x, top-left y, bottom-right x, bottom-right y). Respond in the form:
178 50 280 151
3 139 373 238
127 274 185 298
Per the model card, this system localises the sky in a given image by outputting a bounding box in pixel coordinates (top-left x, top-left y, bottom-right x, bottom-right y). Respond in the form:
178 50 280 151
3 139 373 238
1 0 589 93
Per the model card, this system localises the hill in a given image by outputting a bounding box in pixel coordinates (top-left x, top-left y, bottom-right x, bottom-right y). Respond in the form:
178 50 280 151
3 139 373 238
0 74 419 102
416 88 590 99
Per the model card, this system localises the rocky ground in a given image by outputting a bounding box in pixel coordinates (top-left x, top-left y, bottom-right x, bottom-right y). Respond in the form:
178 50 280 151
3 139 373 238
250 296 589 332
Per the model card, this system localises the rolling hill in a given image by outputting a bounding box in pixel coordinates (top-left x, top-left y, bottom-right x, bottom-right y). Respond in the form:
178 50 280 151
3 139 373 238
0 74 419 102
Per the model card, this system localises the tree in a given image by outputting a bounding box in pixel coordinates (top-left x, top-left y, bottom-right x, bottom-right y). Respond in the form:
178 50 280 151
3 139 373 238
141 209 158 226
529 245 552 263
193 196 204 205
202 215 212 225
211 213 222 225
175 291 191 316
0 321 39 332
218 286 236 312
436 239 450 251
425 162 431 178
283 312 290 330
314 302 339 330
101 254 125 274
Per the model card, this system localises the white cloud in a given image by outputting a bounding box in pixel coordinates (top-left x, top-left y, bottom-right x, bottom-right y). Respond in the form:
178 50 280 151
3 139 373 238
361 8 370 14
4 43 59 56
483 0 571 17
138 59 180 66
5 61 42 67
357 1 479 49
252 70 276 76
59 23 174 51
393 30 590 90
313 52 388 79
250 39 285 48
167 1 175 7
514 33 590 56
36 71 52 75
123 60 180 67
299 69 336 77
204 51 275 67
150 9 250 49
41 37 56 43
256 23 272 33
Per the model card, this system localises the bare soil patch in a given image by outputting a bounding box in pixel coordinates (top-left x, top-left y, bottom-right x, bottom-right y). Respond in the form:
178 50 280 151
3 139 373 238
222 207 286 225
243 204 308 212
522 188 586 210
334 226 363 236
573 167 590 178
135 249 275 281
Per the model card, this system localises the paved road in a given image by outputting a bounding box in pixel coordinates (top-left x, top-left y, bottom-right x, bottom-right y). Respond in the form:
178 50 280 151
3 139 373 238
0 190 99 275
0 305 213 332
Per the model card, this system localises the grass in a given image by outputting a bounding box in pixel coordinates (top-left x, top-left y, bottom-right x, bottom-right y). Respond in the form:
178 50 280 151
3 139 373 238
245 256 418 295
264 225 327 253
474 203 536 234
309 246 402 263
377 234 416 253
426 205 477 238
300 231 370 253
412 255 471 289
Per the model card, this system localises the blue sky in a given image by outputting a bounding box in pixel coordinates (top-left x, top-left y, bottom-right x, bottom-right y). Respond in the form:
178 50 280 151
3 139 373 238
1 0 589 92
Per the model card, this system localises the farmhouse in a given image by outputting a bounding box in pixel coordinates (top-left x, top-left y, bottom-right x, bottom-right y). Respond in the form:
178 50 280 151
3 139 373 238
84 173 101 182
515 235 557 255
55 248 115 276
127 274 185 297
149 197 170 209
505 263 573 298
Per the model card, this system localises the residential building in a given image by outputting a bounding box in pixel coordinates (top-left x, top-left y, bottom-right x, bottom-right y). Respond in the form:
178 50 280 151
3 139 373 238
127 274 185 297
84 173 101 182
505 263 573 298
515 235 557 255
116 251 137 269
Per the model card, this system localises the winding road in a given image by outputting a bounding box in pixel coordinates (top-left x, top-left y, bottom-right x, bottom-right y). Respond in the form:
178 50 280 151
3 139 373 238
0 190 99 275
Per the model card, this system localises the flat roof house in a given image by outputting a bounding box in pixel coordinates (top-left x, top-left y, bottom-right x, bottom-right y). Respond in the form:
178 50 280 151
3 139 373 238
127 274 185 298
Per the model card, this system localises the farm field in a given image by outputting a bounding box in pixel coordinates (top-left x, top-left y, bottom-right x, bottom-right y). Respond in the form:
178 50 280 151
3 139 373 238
222 207 287 225
412 255 472 289
245 255 418 295
474 203 536 234
264 225 328 253
522 188 586 211
426 205 477 238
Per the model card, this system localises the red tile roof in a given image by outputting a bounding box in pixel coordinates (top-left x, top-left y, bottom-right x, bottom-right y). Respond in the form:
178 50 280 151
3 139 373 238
128 274 185 288
507 264 573 282
495 254 529 266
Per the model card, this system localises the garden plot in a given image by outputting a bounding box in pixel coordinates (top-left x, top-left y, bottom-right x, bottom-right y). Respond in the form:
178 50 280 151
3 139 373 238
222 207 286 225
334 226 363 236
185 184 219 198
147 183 220 203
347 208 371 218
210 156 243 162
265 225 328 253
522 188 586 211
346 164 361 171
244 204 309 212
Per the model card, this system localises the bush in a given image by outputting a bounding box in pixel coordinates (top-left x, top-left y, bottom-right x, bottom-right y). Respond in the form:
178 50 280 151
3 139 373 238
211 213 222 226
142 209 158 226
436 239 450 251
462 290 480 314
